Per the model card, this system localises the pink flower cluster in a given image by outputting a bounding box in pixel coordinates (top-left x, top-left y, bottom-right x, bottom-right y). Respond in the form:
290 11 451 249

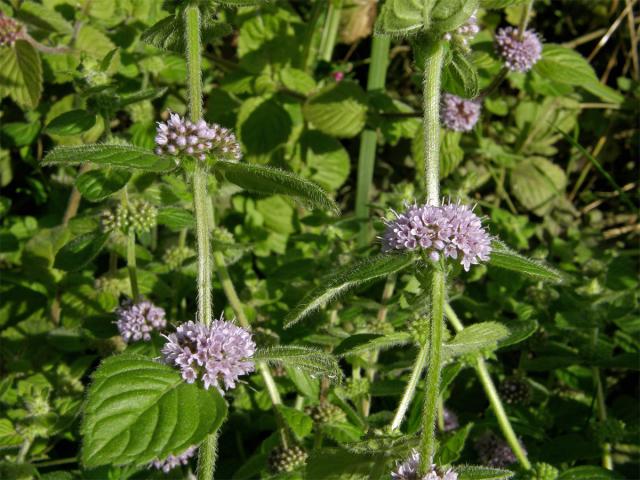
441 94 481 132
495 27 542 72
116 301 166 343
150 446 197 473
391 450 457 480
0 14 23 47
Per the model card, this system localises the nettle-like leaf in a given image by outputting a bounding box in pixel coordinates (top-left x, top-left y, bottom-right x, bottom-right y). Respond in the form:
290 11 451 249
0 40 43 109
284 253 416 328
157 207 195 231
75 168 131 202
498 319 538 348
436 423 473 464
303 81 368 138
82 354 227 468
489 240 563 282
45 110 97 136
54 232 109 272
443 48 479 98
430 0 478 36
254 346 343 381
456 465 514 480
334 332 414 358
510 156 566 216
442 321 510 360
17 1 74 34
117 87 168 108
375 0 425 36
277 405 312 440
213 160 339 214
43 144 176 172
142 14 232 53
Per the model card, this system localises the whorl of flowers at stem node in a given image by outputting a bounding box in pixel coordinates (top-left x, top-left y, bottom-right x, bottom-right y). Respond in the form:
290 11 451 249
0 14 24 47
154 112 241 162
443 12 479 48
391 450 457 480
382 200 492 272
475 432 525 467
161 317 256 393
268 445 308 474
443 406 459 432
100 200 157 235
116 300 166 343
441 94 481 132
150 446 197 473
495 27 542 72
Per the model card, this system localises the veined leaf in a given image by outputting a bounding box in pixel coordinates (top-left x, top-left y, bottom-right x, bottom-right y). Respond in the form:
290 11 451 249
480 0 527 7
142 15 232 52
284 253 416 328
277 405 312 440
76 169 131 202
443 321 510 359
82 354 226 468
214 160 339 214
157 207 195 231
498 320 538 348
0 40 42 109
45 110 96 136
43 144 176 172
431 0 478 36
17 1 74 34
254 346 343 381
443 49 479 98
489 240 563 282
54 232 109 272
456 465 514 480
375 0 425 36
118 87 168 107
303 81 368 138
334 332 414 357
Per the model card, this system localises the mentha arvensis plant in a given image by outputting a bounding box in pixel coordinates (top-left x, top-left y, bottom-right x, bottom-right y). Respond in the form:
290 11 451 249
391 450 458 480
116 300 167 343
495 27 542 72
441 93 482 132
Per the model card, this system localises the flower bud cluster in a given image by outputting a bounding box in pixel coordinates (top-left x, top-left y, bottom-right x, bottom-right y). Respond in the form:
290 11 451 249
441 94 481 132
495 27 542 72
100 200 157 235
154 112 241 162
116 301 167 343
268 445 308 474
163 245 195 271
305 402 346 425
0 14 24 47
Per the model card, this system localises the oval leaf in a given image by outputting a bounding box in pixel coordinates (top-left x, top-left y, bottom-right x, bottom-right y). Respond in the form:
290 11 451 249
45 110 96 136
443 321 510 359
157 207 195 231
334 332 414 357
254 346 343 381
214 160 339 214
82 354 227 468
54 232 109 272
489 240 563 282
303 81 368 138
456 465 514 480
284 253 416 328
75 169 131 202
43 144 175 172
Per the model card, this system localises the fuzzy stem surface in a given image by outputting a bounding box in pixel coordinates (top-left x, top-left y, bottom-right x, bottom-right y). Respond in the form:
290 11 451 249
422 42 444 206
390 339 429 431
127 229 140 300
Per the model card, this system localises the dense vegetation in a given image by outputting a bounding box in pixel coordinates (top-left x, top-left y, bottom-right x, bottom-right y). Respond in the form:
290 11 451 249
0 1 638 479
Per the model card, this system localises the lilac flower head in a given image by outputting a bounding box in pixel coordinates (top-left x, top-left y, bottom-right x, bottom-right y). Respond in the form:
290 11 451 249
155 112 242 162
495 27 542 72
443 12 479 48
441 94 481 132
150 446 197 473
161 316 256 393
391 450 457 480
0 14 24 47
116 301 167 343
382 200 492 271
475 432 526 467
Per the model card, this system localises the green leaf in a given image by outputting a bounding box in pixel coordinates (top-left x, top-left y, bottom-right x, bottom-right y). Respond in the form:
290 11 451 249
280 67 316 95
17 1 74 34
303 81 368 138
157 207 195 231
45 110 97 136
43 144 176 172
322 422 364 443
489 240 563 282
498 320 538 348
277 405 312 440
334 332 414 357
443 322 510 359
82 354 227 468
534 44 597 86
254 346 343 381
557 466 624 479
76 24 115 59
306 448 377 479
480 0 527 7
0 40 43 109
214 160 339 214
510 156 566 215
443 49 479 98
435 423 473 464
75 169 131 202
300 130 350 191
456 465 514 480
284 253 416 328
431 0 478 36
375 0 425 36
117 87 168 108
142 15 232 52
236 96 293 158
54 232 109 272
0 419 23 448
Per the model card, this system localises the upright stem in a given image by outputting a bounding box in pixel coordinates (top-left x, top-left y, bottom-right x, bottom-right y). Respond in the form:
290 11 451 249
318 0 343 62
127 229 140 300
421 42 444 205
444 303 531 470
185 3 217 478
356 36 391 248
390 340 429 431
418 268 445 474
592 327 613 469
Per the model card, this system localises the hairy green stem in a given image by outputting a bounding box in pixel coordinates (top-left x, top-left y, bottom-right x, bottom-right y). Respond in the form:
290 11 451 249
422 42 445 205
194 167 213 325
444 303 531 470
318 0 343 62
127 229 140 300
390 340 429 431
356 36 391 248
592 327 613 469
418 268 445 474
196 432 219 480
186 3 203 121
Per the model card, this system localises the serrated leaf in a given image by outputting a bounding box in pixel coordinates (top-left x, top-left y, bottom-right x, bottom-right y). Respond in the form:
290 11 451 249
54 232 109 271
254 346 343 381
498 320 538 348
157 207 195 231
456 465 514 480
334 332 414 357
277 405 312 440
142 15 232 52
0 419 23 448
510 156 566 215
284 253 416 327
0 40 42 109
303 81 368 138
489 240 562 282
81 354 226 468
534 44 597 86
214 160 338 214
43 144 176 172
117 87 168 108
45 110 96 136
300 130 350 191
17 1 74 34
75 169 131 202
443 321 510 359
375 0 425 36
322 422 364 443
431 0 478 36
76 24 115 59
236 96 292 158
306 448 377 479
443 49 479 98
